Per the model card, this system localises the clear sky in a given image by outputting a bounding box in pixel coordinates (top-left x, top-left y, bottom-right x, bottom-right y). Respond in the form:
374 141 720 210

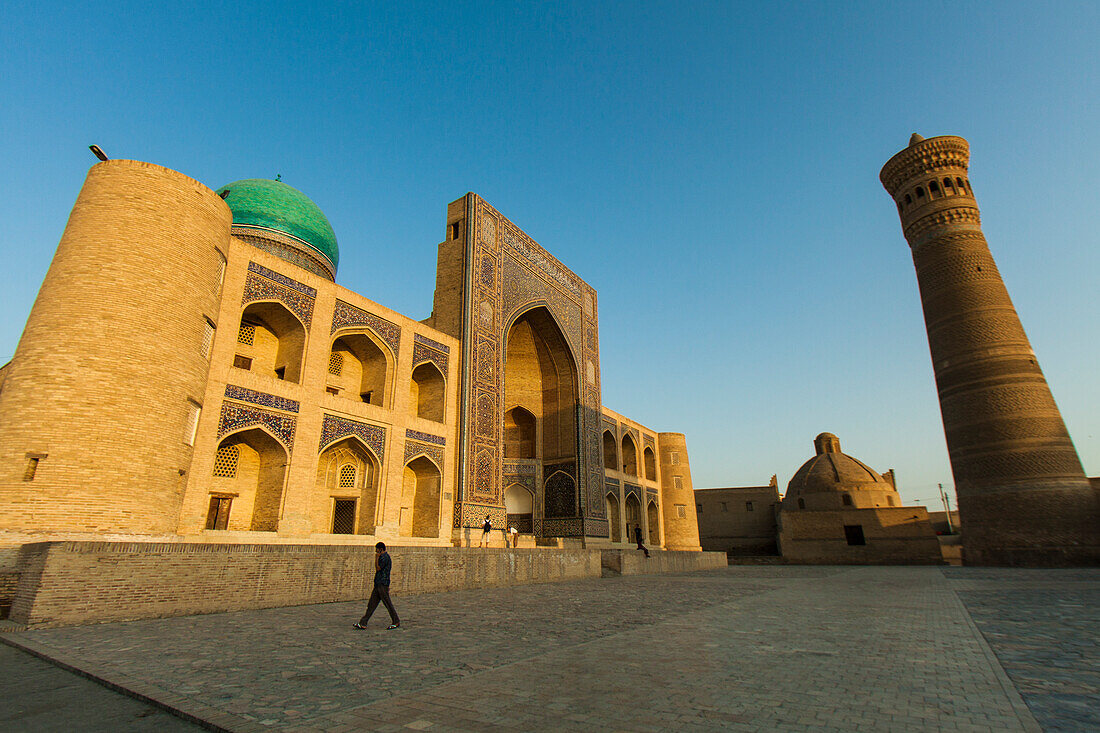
2 1 1097 508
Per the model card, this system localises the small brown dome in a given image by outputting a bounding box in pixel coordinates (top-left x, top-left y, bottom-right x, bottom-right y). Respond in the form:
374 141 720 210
783 434 902 511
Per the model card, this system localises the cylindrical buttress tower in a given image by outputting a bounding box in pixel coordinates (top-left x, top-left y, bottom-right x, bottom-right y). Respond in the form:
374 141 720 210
880 134 1099 566
0 160 231 536
657 432 702 551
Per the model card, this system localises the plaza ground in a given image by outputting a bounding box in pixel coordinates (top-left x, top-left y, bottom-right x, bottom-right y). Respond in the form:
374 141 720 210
1 565 1096 732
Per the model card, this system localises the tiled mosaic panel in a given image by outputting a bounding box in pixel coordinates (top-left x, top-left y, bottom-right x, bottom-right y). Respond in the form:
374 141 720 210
605 477 620 487
224 384 300 413
413 333 450 353
405 429 445 445
242 270 316 330
217 402 296 452
247 261 318 297
541 517 585 537
545 469 576 519
502 461 536 475
330 299 401 356
236 233 334 281
453 502 508 529
412 340 449 373
318 413 386 461
403 440 444 471
624 483 642 500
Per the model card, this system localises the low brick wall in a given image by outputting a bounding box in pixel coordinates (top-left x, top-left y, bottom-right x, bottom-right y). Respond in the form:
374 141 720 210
10 542 603 628
601 549 727 575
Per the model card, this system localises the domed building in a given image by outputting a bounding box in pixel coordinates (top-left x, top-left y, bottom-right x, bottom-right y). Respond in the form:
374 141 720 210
0 154 707 625
781 433 901 511
777 433 943 564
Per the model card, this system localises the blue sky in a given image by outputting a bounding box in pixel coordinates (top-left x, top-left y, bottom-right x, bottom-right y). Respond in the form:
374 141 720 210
2 1 1098 507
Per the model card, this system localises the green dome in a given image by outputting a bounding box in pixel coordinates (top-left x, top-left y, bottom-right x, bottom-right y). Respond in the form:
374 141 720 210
216 179 339 272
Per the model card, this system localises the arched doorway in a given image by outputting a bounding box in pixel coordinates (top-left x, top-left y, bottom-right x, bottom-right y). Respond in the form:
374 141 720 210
621 434 638 477
625 493 641 544
236 302 306 383
606 492 621 542
603 430 617 471
316 436 380 534
647 500 660 545
401 456 441 538
208 427 288 532
328 333 390 405
505 482 534 533
503 306 580 522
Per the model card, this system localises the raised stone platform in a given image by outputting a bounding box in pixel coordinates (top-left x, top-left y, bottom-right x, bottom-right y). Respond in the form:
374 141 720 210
7 541 724 628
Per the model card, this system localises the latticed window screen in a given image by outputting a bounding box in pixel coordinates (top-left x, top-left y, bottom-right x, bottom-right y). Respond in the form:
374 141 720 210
329 351 344 375
213 444 239 477
671 452 680 465
338 463 356 488
332 499 356 534
237 322 256 345
676 504 687 518
201 319 216 358
673 476 683 489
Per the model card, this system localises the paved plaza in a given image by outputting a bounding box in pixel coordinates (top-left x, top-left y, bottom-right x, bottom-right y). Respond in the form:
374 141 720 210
1 565 1097 732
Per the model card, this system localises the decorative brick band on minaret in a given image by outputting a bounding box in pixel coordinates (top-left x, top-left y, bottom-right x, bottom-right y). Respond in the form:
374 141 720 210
881 134 1099 566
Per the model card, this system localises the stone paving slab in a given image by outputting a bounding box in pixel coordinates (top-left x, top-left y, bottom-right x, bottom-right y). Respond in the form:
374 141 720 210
1 566 1088 731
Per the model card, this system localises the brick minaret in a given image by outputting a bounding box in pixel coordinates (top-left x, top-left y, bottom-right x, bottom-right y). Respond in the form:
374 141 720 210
880 134 1099 566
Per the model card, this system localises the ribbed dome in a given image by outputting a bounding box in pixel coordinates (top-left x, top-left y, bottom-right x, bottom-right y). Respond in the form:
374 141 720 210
216 179 338 278
782 433 901 511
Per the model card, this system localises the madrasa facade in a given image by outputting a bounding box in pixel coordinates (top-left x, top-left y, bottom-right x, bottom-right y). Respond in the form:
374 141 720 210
0 158 702 553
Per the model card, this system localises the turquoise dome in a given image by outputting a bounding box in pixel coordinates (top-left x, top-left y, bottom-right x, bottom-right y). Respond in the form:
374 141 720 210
216 179 339 272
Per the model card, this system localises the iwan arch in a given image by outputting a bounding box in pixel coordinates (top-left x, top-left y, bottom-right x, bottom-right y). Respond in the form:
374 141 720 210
0 160 702 554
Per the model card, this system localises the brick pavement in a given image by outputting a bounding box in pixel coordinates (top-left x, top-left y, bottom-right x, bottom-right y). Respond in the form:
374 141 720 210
1 566 1094 731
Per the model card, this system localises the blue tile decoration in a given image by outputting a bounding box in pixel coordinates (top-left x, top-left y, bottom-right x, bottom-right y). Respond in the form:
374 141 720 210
405 429 445 445
412 339 449 374
413 333 450 353
541 517 584 537
602 417 617 433
605 480 620 496
242 264 316 330
404 439 444 470
624 483 642 500
318 413 386 460
247 261 318 297
224 384 300 413
604 476 620 486
217 402 296 452
453 502 507 529
584 518 610 537
644 434 656 450
236 233 332 281
503 461 536 475
331 299 401 356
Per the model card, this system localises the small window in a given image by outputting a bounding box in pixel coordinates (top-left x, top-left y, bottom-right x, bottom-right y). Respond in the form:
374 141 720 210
329 352 344 376
326 386 340 396
670 452 680 465
720 502 728 512
23 455 42 481
675 504 686 519
213 444 239 478
332 499 357 534
956 176 965 189
842 494 853 506
233 355 252 370
904 193 912 205
745 501 754 512
201 318 216 359
205 497 232 530
237 322 256 346
673 476 683 489
929 180 939 193
274 366 286 380
916 186 925 198
361 390 373 404
339 464 357 488
450 221 461 240
844 524 866 546
216 251 227 289
887 495 896 506
184 401 201 446
797 498 805 509
944 177 954 190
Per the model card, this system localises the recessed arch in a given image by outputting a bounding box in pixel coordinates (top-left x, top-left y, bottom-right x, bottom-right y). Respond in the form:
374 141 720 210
236 301 307 383
402 456 441 538
410 361 446 422
606 492 621 542
316 435 381 534
505 482 534 533
643 446 657 481
504 406 536 459
602 430 617 471
209 426 288 532
647 499 660 544
625 492 642 544
621 433 638 477
328 329 392 406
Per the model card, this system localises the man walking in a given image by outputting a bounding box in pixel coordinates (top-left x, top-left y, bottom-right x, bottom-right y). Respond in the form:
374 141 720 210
354 542 400 630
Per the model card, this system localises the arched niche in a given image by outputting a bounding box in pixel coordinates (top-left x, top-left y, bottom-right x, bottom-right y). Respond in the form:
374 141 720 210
328 332 390 406
410 362 446 422
505 482 534 533
643 446 657 481
606 492 621 542
602 430 617 471
504 406 536 459
621 434 638 477
624 493 642 544
504 305 579 463
209 426 288 532
647 500 660 544
401 456 441 538
316 436 380 534
237 302 306 383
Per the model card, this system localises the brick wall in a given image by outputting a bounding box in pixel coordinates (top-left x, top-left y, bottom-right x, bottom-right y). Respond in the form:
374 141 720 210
600 549 727 576
777 507 943 565
694 486 780 554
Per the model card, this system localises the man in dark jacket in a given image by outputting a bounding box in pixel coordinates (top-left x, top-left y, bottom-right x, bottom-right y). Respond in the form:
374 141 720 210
634 526 650 558
354 542 400 630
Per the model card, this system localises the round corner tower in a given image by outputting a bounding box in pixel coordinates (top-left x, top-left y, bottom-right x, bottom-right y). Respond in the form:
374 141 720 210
0 159 231 537
657 432 702 551
880 134 1099 566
